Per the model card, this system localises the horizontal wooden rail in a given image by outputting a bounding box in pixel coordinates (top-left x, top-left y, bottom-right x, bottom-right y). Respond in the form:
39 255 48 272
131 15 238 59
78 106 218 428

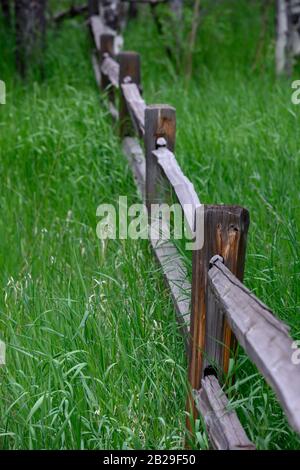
152 144 201 234
121 82 146 136
193 375 255 450
101 55 120 88
208 256 300 435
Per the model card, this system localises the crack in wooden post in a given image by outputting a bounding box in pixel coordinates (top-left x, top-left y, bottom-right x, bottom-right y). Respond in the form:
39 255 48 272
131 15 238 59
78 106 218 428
186 205 249 443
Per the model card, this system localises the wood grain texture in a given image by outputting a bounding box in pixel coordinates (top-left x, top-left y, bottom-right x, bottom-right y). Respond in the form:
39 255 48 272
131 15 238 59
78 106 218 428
144 105 176 213
193 375 255 450
152 146 201 234
100 32 115 58
119 51 141 85
119 52 142 138
208 257 300 435
121 83 146 136
205 268 225 376
101 55 120 88
186 205 249 438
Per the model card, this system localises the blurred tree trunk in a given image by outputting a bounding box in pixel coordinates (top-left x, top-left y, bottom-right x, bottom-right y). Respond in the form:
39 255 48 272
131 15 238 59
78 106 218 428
276 0 300 75
170 0 183 66
0 0 11 26
15 0 47 77
185 0 201 80
276 0 291 74
290 0 300 55
252 0 272 72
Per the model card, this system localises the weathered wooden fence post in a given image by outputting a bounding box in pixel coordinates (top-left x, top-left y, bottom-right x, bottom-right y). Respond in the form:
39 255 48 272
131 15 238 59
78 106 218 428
99 33 115 91
186 205 250 440
144 105 176 212
119 51 141 137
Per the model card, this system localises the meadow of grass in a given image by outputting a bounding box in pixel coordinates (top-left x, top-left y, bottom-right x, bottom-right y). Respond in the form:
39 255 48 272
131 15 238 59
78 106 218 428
0 0 299 451
0 16 189 450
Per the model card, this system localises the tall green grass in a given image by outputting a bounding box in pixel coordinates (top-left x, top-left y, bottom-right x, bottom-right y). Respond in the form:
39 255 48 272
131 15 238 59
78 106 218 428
0 18 189 449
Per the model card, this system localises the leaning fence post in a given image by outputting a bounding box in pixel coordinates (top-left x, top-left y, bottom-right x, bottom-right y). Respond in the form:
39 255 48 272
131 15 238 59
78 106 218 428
99 33 115 92
144 105 176 213
186 205 250 440
118 51 141 138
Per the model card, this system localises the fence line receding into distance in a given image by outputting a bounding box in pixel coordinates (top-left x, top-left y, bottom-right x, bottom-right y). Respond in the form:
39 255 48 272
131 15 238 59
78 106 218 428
87 1 300 450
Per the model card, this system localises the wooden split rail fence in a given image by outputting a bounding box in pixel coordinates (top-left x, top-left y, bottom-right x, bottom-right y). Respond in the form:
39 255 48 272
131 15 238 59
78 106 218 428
88 7 300 450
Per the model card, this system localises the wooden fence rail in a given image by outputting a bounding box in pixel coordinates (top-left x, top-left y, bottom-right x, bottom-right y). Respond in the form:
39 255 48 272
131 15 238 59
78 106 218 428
101 55 120 88
193 375 255 450
208 255 300 434
88 6 300 450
